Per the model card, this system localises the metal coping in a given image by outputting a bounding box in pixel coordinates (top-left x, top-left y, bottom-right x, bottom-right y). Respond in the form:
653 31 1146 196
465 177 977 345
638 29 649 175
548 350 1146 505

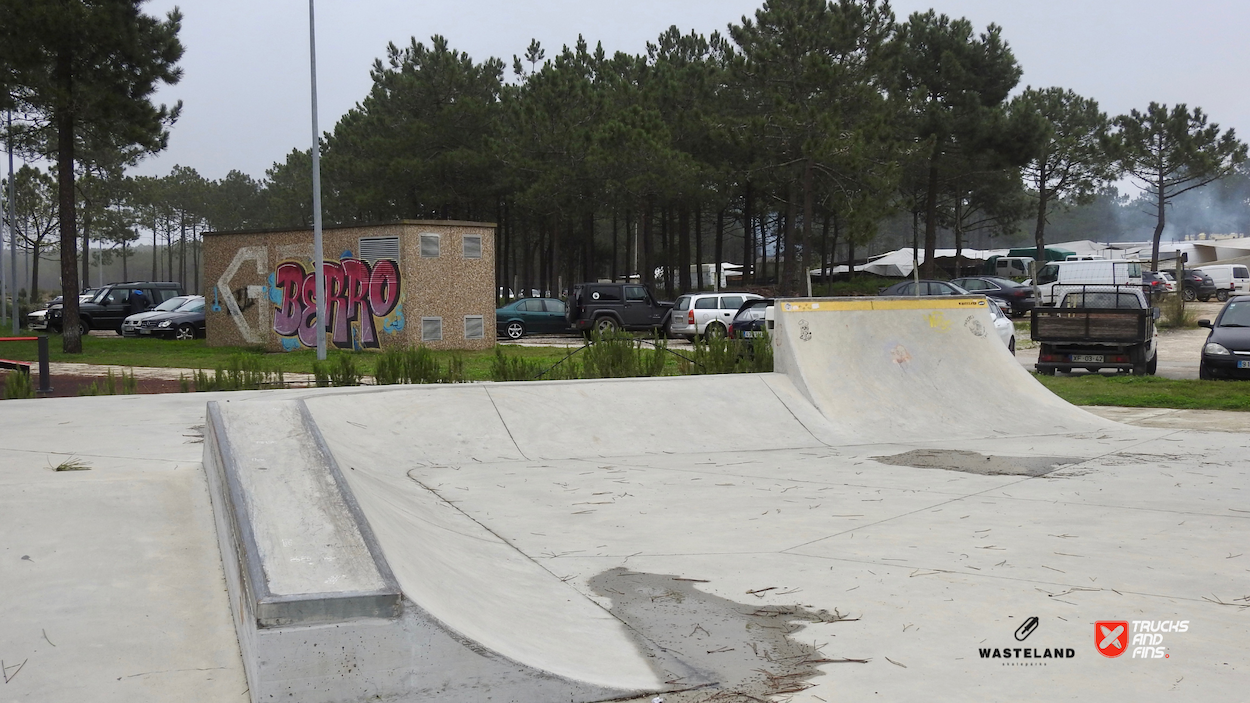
205 401 402 629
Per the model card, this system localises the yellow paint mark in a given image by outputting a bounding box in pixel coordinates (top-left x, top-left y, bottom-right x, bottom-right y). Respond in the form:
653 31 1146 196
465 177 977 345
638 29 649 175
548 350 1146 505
778 297 986 313
926 312 951 331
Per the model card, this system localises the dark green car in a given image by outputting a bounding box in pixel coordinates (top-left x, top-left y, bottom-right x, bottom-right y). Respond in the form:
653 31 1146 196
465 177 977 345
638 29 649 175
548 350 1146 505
496 298 570 340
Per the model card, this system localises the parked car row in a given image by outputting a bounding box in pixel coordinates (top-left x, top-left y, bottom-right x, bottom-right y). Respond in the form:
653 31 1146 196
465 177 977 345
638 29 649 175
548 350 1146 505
27 281 204 340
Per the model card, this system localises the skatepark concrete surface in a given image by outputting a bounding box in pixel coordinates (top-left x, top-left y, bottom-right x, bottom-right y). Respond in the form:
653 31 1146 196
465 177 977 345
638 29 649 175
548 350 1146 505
2 297 1248 702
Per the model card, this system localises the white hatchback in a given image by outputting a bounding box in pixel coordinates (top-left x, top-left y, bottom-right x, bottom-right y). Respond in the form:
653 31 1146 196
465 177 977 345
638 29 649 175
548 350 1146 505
669 292 762 339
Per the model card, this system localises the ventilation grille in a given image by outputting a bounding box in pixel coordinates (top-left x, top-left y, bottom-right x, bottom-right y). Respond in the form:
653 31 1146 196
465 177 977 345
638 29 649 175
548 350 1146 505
464 315 484 340
421 317 443 342
420 234 441 258
358 236 400 263
462 235 482 259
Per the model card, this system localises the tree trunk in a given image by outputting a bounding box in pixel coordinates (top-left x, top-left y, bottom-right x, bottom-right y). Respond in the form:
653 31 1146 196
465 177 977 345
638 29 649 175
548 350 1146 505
81 209 90 288
610 209 618 282
678 206 691 292
55 55 82 353
1151 172 1166 270
624 209 634 283
714 208 724 292
781 183 796 295
802 159 814 296
179 214 187 286
1034 169 1049 266
642 199 654 288
741 182 753 284
953 199 963 279
922 152 940 279
694 206 704 291
661 207 673 298
819 210 831 284
30 246 40 305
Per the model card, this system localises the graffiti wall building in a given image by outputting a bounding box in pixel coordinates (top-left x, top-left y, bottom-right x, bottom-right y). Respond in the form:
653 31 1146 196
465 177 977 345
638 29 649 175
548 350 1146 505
203 221 496 351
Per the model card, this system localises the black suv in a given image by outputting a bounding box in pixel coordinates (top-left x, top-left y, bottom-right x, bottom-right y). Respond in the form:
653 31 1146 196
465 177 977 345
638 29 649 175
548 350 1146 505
48 281 184 335
1163 269 1217 302
567 282 673 335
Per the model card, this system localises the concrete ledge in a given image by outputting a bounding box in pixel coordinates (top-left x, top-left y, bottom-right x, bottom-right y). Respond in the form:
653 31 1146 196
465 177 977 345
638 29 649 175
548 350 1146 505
204 400 401 628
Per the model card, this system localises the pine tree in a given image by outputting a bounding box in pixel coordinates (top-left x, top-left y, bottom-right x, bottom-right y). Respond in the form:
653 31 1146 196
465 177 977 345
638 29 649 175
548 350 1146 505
0 0 183 352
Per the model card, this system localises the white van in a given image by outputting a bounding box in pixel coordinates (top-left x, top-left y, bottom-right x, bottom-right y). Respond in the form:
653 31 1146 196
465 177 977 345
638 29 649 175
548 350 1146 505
1195 265 1250 302
1034 259 1144 306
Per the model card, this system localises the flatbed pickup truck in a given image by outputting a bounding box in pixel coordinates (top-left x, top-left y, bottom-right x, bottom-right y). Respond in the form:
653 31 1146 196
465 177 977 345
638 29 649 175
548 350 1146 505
1032 287 1159 376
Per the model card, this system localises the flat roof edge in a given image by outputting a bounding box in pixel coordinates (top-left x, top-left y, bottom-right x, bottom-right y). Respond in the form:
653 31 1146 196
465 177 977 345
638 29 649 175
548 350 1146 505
205 219 497 237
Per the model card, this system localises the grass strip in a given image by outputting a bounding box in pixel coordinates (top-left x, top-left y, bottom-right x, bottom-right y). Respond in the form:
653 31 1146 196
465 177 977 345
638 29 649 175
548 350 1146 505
1035 374 1250 412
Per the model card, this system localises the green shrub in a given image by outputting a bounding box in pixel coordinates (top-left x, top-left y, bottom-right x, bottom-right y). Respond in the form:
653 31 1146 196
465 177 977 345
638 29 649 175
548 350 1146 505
313 354 362 387
78 369 137 396
580 331 667 379
192 354 285 391
1157 293 1197 329
3 370 34 399
684 332 773 374
490 346 545 381
376 346 468 384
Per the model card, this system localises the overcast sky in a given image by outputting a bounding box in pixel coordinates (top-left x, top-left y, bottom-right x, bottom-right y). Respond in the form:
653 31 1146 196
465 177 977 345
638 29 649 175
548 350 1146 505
132 0 1250 183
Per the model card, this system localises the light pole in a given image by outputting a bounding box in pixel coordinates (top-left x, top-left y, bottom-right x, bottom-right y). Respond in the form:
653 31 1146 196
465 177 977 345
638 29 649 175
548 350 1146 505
7 110 16 334
308 0 326 360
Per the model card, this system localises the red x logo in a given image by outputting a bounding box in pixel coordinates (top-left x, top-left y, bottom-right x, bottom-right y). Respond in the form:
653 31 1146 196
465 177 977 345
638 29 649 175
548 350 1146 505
1096 621 1129 658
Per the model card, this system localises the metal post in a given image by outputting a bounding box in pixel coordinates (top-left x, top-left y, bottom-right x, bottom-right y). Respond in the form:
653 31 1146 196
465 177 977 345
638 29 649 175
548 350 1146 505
308 0 326 360
36 335 50 394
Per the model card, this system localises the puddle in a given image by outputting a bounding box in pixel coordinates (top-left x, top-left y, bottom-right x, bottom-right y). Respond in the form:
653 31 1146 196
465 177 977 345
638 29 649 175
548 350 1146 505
872 449 1082 476
590 568 858 701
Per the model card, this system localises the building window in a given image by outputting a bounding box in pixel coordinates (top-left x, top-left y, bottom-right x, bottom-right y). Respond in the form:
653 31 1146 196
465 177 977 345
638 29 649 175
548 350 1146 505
420 234 441 258
359 236 400 263
462 234 482 259
464 315 485 340
421 317 443 342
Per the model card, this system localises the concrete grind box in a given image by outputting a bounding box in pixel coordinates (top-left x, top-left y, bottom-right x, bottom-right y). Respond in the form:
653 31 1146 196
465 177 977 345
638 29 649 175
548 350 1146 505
203 221 496 351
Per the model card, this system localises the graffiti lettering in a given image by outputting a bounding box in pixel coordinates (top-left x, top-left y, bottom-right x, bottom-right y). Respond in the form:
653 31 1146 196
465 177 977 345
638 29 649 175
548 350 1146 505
273 258 401 348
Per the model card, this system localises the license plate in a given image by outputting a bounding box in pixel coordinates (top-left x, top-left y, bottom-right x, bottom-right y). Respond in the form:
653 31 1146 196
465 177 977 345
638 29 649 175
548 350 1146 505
1070 354 1104 363
140 329 152 335
741 330 763 338
1239 361 1250 369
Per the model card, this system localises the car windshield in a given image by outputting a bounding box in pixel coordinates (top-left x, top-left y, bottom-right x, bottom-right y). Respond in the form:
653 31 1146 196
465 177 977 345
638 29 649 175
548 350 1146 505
175 297 202 311
155 296 190 312
1218 301 1250 327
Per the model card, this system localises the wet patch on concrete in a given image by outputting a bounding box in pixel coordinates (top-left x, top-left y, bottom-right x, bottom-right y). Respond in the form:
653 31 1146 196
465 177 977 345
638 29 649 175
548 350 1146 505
590 568 859 701
872 449 1082 477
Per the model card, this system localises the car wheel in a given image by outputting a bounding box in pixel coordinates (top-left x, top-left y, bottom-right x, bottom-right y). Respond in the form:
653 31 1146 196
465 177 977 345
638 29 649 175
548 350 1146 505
505 321 525 340
1199 361 1212 380
704 322 727 340
78 320 89 337
115 326 125 336
1146 354 1158 375
175 323 196 340
1038 366 1056 376
1086 367 1101 373
1131 363 1147 376
1182 287 1196 302
1217 290 1230 302
1199 296 1211 302
1008 337 1015 356
594 317 618 335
